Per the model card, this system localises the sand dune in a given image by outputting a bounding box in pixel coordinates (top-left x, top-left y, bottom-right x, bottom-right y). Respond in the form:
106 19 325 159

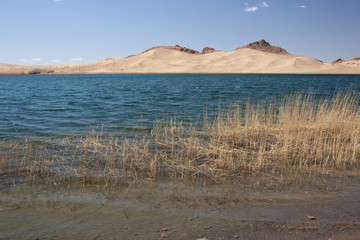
1 40 360 74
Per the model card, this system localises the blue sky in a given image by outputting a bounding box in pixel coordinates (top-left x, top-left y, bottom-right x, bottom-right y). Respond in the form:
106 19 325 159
1 0 359 65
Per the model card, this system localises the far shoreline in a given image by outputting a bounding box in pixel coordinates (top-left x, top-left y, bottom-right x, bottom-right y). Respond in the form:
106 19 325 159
1 72 360 76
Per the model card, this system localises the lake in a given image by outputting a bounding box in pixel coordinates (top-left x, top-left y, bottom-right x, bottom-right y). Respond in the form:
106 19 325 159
1 74 359 139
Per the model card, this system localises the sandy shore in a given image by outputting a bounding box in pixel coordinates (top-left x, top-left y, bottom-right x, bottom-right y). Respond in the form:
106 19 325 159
1 42 360 75
1 176 359 240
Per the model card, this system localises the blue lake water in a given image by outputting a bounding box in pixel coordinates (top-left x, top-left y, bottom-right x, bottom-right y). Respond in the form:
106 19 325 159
0 74 359 139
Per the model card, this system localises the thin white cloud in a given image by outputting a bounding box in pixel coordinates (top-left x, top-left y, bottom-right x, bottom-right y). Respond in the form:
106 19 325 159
19 58 28 63
297 5 307 9
54 0 64 2
262 2 269 7
51 59 61 63
71 57 83 61
31 58 42 61
244 6 259 12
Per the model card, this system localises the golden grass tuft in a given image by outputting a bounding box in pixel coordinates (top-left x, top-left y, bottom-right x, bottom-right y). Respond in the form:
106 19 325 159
0 92 359 188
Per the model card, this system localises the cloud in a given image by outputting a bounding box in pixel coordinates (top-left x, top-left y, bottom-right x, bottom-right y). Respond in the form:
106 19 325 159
19 59 28 63
297 5 306 9
51 59 61 63
244 2 269 12
244 6 259 12
31 58 42 61
262 2 269 7
71 57 83 61
53 0 64 2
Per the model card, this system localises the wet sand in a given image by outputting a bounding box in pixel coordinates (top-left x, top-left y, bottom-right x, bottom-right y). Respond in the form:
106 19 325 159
1 176 359 240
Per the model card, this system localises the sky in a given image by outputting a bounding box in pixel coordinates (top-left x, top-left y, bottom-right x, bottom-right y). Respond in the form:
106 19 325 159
1 0 359 65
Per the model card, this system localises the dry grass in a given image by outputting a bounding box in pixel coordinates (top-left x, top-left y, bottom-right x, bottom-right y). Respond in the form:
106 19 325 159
0 92 359 189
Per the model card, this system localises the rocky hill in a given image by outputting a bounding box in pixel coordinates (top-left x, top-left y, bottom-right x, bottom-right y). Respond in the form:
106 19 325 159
237 40 288 54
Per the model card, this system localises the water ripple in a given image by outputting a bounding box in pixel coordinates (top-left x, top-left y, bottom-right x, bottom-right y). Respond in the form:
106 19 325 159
0 74 359 139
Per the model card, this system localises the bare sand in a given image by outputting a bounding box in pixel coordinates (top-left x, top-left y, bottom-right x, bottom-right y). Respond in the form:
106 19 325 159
1 46 360 75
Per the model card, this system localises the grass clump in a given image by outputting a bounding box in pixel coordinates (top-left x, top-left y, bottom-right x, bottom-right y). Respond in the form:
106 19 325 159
0 92 359 189
203 92 359 172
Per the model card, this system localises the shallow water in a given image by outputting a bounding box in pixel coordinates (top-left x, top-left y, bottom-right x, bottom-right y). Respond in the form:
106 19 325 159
0 74 359 139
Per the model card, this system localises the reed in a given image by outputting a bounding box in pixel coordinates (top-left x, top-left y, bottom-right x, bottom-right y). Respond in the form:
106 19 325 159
0 92 359 189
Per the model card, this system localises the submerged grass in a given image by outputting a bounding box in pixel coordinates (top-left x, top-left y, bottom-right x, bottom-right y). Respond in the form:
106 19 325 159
0 92 359 190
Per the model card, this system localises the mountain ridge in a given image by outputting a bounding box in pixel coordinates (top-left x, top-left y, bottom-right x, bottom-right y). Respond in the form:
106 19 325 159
1 40 359 75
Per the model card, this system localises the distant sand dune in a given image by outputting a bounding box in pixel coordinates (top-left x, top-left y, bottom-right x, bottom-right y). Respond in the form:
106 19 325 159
1 40 359 74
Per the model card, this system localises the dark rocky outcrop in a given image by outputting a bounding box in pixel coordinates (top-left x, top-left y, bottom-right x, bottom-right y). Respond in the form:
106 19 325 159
137 45 217 56
137 45 201 56
28 68 55 75
332 58 344 64
237 40 289 54
173 45 200 54
332 57 360 63
201 47 216 54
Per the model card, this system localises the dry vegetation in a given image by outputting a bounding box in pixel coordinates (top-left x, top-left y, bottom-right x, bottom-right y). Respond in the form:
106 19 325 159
1 93 359 189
